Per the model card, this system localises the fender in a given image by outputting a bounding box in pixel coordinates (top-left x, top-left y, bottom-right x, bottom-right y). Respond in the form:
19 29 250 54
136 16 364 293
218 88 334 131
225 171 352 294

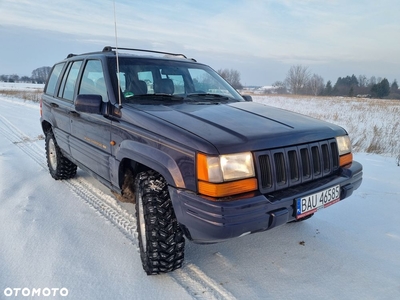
113 140 186 189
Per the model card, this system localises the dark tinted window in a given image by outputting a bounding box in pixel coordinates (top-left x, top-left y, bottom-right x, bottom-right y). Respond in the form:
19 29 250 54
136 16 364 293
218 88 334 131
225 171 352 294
45 63 65 96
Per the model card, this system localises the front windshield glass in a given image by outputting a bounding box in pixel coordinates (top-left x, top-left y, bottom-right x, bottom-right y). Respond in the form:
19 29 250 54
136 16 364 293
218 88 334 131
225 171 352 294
108 57 244 104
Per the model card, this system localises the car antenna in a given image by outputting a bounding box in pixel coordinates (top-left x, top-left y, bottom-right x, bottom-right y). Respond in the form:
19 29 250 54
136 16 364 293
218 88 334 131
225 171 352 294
113 0 122 108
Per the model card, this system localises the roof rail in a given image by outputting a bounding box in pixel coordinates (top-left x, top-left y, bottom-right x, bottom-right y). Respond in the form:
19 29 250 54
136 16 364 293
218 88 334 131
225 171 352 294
102 46 196 61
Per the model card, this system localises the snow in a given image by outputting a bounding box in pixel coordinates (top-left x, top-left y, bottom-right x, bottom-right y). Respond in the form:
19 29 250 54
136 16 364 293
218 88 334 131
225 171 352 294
0 82 45 91
254 95 400 156
1 87 400 299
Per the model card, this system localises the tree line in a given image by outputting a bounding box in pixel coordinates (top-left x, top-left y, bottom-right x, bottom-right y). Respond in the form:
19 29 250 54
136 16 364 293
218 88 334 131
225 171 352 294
217 68 243 90
272 65 399 99
217 65 399 99
0 67 51 84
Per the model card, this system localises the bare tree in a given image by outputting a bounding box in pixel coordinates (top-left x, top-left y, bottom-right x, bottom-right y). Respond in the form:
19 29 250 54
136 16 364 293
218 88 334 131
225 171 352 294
9 74 20 82
284 65 310 94
217 68 243 90
368 76 377 87
32 66 51 84
358 75 368 87
272 81 287 94
391 79 398 92
307 74 324 96
20 76 32 82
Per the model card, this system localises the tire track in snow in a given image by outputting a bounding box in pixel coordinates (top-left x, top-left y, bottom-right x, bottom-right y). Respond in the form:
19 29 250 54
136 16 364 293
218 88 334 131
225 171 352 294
0 114 45 168
0 112 237 300
171 263 236 300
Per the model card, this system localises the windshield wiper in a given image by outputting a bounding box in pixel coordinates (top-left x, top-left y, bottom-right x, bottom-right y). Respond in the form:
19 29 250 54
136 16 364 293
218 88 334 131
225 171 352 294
185 93 233 101
126 93 185 103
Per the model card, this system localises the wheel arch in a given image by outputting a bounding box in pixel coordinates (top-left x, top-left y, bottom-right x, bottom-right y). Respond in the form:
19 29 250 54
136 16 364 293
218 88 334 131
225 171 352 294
41 120 53 134
114 140 186 190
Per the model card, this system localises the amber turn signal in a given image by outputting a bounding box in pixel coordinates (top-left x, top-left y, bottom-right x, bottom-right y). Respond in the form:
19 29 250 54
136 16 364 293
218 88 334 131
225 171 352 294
339 153 353 167
198 178 258 198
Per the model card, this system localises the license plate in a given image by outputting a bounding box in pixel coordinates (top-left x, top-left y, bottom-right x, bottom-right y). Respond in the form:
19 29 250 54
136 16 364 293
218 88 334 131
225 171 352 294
296 185 340 219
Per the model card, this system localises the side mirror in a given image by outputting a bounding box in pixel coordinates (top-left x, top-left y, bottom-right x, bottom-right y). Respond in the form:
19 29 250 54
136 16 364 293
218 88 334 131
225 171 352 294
242 95 253 102
75 94 103 114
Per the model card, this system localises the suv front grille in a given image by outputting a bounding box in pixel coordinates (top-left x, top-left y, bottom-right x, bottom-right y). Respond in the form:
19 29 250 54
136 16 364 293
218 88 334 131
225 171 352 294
256 139 339 194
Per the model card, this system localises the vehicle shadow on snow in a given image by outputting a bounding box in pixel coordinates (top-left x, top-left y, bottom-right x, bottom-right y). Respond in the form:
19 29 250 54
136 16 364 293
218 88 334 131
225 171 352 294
183 220 321 272
180 217 353 296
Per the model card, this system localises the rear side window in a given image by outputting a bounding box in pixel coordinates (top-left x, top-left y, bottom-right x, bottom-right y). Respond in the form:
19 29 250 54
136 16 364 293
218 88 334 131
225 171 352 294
58 61 83 101
45 63 65 96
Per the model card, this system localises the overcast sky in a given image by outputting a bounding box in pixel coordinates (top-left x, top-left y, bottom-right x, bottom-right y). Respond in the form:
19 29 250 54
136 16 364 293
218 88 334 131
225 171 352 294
1 0 399 86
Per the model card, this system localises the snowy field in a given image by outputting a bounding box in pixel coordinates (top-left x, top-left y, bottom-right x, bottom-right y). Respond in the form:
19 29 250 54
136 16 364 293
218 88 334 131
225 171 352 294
255 95 400 156
0 84 399 299
0 82 45 91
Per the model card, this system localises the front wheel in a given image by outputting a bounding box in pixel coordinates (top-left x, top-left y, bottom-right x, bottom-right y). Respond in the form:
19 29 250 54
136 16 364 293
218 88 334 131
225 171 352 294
45 131 77 180
135 170 185 275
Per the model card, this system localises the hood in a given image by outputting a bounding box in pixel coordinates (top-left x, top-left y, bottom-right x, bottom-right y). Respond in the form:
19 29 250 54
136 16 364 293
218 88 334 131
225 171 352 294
131 101 346 154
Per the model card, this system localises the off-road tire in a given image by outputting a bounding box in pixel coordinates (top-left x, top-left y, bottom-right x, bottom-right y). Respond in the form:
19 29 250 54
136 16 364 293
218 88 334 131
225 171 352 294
45 131 77 180
135 170 185 275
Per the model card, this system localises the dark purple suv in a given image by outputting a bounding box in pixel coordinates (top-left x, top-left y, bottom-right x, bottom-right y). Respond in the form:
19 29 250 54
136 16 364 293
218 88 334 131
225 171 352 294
40 47 362 275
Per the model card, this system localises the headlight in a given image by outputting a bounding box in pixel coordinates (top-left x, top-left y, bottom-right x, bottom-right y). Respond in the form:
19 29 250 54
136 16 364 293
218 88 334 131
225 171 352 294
197 152 257 198
336 135 352 156
198 152 255 182
336 135 353 166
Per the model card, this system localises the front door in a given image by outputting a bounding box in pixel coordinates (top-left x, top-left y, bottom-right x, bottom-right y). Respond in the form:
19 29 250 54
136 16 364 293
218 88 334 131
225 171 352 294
69 59 112 182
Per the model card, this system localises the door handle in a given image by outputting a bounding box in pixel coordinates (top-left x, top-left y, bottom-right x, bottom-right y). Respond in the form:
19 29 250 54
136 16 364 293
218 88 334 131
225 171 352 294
69 111 80 117
50 102 59 108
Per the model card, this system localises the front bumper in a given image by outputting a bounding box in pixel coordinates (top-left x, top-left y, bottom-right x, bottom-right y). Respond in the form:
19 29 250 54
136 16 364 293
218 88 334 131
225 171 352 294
170 161 362 244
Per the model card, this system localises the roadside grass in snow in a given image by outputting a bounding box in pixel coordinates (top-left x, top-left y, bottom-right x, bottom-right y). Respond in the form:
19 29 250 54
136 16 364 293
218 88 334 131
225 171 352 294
0 83 44 102
0 89 43 102
254 95 400 157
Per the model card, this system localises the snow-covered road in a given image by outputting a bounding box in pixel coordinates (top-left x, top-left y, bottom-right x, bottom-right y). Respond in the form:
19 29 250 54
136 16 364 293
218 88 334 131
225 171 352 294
1 94 399 299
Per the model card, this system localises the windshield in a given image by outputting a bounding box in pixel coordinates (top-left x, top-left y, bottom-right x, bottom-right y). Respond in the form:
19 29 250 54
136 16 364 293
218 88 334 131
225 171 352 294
108 57 244 104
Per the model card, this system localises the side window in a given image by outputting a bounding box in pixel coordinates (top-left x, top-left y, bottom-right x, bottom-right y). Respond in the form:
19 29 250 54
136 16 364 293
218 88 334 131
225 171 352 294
58 61 82 101
78 60 108 101
45 63 65 96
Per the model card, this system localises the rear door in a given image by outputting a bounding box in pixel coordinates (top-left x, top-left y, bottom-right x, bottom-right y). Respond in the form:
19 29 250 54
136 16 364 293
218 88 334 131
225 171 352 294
43 61 82 154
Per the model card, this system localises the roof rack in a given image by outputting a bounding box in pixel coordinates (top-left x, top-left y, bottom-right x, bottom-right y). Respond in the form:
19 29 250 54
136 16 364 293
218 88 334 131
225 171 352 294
102 46 196 62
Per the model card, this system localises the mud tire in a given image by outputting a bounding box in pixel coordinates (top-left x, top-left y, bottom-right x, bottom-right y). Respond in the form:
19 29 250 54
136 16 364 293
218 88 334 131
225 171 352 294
45 131 77 180
135 170 185 275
